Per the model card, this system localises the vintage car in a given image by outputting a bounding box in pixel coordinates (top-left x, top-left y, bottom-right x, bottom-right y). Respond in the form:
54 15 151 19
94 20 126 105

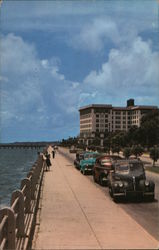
74 151 85 169
93 155 122 186
108 159 155 201
80 151 100 175
69 145 77 153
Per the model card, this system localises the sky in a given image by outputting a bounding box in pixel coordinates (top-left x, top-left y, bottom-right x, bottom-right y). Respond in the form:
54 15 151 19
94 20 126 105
0 0 159 142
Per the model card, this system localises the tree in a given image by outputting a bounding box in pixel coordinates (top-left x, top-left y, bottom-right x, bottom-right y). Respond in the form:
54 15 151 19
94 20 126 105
103 136 111 154
92 137 101 146
123 147 131 159
150 147 159 166
111 145 121 155
140 110 159 148
131 145 144 158
126 126 139 146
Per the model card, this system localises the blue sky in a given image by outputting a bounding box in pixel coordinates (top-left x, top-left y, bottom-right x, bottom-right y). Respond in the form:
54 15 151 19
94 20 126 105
0 0 159 142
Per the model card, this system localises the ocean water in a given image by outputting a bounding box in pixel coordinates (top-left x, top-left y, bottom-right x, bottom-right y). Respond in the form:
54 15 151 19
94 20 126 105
0 148 44 208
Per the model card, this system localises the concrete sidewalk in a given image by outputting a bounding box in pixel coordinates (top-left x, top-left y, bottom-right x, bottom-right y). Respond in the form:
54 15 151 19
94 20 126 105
32 147 158 249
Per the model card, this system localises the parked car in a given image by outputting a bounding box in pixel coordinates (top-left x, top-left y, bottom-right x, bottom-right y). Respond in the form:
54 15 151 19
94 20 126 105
93 155 122 186
69 145 77 153
108 159 155 202
74 151 85 169
80 151 100 175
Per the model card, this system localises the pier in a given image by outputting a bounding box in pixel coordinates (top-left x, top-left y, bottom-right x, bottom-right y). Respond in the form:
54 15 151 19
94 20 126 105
0 142 55 149
0 146 159 249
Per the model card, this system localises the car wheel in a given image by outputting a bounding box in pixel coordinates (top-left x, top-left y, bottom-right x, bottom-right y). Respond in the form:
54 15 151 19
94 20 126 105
109 187 113 198
113 196 120 203
93 173 97 183
83 169 86 175
149 194 154 202
99 175 104 186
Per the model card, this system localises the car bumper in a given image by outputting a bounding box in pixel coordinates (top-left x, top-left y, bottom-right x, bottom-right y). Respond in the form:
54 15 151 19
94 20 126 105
113 191 154 198
101 176 108 182
84 167 93 171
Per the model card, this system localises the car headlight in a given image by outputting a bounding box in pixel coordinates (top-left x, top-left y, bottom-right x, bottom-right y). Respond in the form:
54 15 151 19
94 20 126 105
124 182 128 187
145 181 150 186
119 182 123 187
114 183 118 187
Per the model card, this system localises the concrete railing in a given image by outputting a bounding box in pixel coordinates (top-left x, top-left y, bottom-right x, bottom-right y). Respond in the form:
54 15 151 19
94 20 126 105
0 151 47 250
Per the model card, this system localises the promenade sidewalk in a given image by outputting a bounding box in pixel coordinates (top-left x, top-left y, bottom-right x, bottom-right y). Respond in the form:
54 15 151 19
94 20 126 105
32 147 158 249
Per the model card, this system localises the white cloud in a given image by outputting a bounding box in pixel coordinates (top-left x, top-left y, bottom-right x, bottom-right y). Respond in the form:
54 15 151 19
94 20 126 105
0 33 81 133
71 18 120 52
83 36 159 102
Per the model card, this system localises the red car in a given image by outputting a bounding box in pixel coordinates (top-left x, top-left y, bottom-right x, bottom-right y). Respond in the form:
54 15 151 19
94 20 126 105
93 155 122 186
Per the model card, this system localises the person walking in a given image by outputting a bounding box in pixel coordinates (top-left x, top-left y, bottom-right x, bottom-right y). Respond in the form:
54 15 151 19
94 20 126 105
45 152 51 171
52 148 55 158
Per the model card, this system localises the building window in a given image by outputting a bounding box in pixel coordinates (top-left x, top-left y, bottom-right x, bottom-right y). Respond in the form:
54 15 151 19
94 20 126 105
116 116 121 119
115 121 121 124
115 125 121 129
100 124 104 128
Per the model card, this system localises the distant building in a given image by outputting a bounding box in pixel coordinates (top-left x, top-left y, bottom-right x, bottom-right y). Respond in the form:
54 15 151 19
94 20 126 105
79 99 158 146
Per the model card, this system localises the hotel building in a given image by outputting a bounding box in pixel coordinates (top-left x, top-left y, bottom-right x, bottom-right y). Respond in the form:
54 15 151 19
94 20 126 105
79 99 158 145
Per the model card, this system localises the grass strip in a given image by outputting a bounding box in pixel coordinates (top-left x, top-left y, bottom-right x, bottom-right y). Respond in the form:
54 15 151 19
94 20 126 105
146 166 159 174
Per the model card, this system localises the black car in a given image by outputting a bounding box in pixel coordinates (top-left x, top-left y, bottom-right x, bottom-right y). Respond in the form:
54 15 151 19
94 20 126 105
74 151 84 169
108 159 155 201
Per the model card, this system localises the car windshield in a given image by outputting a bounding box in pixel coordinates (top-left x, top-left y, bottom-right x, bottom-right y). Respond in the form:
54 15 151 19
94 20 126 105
129 162 144 172
85 153 98 160
85 154 93 160
93 153 99 158
115 164 129 173
79 155 83 160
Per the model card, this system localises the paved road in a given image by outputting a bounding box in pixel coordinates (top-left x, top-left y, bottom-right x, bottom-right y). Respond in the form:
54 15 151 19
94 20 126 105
60 148 159 242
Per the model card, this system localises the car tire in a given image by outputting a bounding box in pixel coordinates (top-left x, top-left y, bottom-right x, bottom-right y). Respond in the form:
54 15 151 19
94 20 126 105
99 175 105 186
93 174 97 183
149 194 154 202
109 187 113 198
113 196 119 203
83 169 86 175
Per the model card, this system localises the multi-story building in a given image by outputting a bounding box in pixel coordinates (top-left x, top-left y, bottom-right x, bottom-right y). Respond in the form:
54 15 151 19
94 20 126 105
79 99 158 146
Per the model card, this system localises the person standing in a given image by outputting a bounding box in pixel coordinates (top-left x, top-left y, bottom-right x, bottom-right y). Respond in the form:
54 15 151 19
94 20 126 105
45 152 51 171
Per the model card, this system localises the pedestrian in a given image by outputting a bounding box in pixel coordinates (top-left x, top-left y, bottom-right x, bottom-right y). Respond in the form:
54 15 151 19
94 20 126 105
45 152 51 171
52 149 55 158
